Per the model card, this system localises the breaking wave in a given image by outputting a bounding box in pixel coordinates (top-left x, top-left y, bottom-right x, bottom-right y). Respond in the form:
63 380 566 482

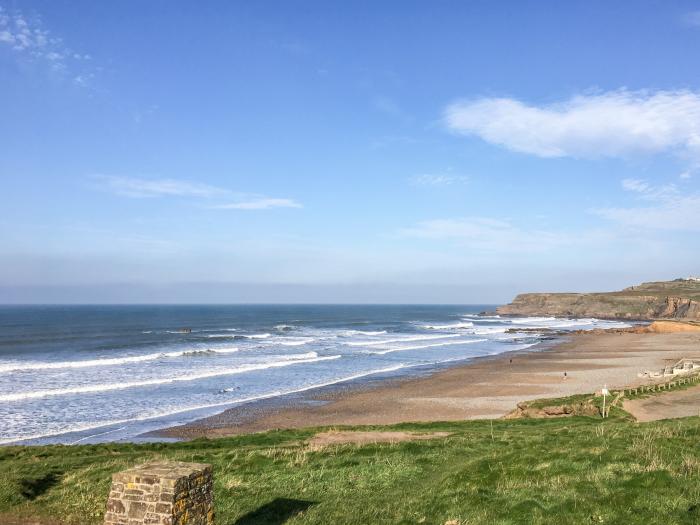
347 333 461 347
0 352 338 402
364 338 489 355
423 321 474 330
0 346 240 374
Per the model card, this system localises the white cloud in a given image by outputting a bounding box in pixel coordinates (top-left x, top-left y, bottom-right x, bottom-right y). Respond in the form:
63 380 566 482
410 173 468 186
621 178 651 193
0 6 94 82
94 175 227 199
1 7 54 54
444 90 700 164
73 73 95 86
0 11 38 51
92 175 302 210
213 198 302 210
593 179 700 231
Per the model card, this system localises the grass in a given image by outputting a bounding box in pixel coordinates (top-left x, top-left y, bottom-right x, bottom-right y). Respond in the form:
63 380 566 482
2 401 700 525
622 375 700 400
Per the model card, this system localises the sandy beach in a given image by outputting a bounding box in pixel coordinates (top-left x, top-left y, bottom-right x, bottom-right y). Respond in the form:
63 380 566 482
159 331 700 439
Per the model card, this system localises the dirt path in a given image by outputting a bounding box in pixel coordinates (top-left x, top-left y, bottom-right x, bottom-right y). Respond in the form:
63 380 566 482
307 431 451 447
623 385 700 422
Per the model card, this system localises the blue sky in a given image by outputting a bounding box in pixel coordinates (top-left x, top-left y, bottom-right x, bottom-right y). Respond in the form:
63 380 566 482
1 1 700 303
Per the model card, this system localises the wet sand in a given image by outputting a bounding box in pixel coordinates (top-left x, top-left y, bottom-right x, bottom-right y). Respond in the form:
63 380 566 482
158 331 700 439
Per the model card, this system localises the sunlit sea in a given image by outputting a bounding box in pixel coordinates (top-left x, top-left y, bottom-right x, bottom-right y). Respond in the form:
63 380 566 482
0 305 631 445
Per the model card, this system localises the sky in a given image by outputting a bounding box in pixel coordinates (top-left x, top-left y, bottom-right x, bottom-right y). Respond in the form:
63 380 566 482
1 1 700 304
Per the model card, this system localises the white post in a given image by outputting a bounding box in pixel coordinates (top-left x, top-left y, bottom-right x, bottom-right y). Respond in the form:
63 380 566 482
601 385 609 419
602 393 606 418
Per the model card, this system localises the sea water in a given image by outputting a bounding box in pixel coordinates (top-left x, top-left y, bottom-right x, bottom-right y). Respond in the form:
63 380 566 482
0 305 631 444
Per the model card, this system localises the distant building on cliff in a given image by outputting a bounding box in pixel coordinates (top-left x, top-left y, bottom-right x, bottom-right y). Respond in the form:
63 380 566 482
685 276 700 282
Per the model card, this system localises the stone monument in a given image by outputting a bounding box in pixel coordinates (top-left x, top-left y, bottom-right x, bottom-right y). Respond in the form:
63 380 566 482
103 461 213 525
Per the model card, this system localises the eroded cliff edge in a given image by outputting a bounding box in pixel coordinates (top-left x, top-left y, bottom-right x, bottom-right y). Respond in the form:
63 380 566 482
496 279 700 320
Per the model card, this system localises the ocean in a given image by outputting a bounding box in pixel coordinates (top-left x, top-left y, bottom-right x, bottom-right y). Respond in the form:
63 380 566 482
0 305 631 445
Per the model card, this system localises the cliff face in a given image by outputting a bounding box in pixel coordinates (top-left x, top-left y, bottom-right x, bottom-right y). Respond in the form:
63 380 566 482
497 280 700 320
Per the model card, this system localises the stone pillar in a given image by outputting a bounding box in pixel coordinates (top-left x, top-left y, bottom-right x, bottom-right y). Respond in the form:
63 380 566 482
104 461 213 525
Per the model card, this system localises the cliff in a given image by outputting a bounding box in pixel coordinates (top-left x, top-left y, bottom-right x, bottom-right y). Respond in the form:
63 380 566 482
497 279 700 320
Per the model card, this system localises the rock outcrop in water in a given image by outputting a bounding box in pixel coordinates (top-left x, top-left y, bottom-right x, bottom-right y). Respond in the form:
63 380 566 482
497 279 700 321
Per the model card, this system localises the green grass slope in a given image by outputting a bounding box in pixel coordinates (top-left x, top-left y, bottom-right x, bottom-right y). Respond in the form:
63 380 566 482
497 279 700 319
619 280 700 301
2 403 700 525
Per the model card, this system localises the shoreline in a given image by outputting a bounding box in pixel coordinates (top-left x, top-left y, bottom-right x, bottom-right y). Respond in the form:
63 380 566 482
149 339 552 440
155 330 700 440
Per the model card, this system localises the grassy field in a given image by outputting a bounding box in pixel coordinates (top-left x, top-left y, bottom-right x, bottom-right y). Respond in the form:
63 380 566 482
1 397 700 525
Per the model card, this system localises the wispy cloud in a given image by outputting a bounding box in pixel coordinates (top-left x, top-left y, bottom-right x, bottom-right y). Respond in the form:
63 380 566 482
0 7 50 54
400 217 570 253
211 198 303 210
410 173 468 186
621 178 651 193
0 5 94 85
683 11 700 27
593 179 700 231
93 175 227 199
92 175 302 211
444 90 700 168
372 96 412 122
370 135 419 150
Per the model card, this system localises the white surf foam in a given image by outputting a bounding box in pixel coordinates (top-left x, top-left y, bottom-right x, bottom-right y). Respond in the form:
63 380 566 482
470 327 508 335
509 317 557 324
206 333 271 339
342 330 388 336
422 321 474 330
347 333 461 347
0 345 242 373
0 361 412 445
0 353 339 402
274 338 316 346
366 338 488 355
181 346 240 356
